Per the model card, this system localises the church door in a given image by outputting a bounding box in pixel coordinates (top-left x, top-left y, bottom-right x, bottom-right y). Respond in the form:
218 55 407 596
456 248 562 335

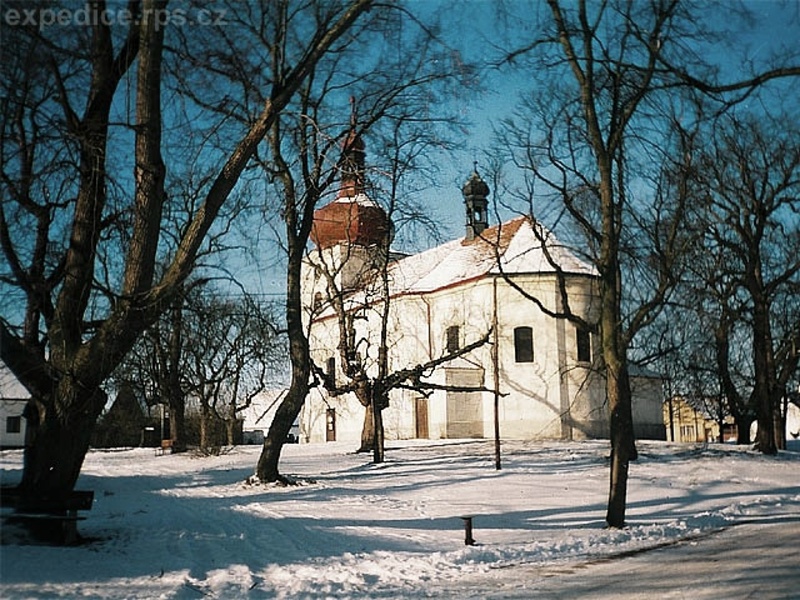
415 398 429 439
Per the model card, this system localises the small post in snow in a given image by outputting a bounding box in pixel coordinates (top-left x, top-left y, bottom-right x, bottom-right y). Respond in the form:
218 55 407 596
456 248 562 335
460 516 475 546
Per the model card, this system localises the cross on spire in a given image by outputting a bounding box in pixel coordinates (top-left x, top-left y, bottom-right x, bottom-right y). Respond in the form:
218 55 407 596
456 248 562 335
350 95 358 127
339 96 366 198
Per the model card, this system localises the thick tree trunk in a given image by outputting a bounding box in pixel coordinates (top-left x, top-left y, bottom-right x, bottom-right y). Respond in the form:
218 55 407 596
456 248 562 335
21 381 106 497
358 404 375 453
752 294 777 455
256 382 307 482
735 414 754 444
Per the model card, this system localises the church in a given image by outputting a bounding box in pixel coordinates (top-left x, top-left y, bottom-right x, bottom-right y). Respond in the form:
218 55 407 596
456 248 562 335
298 124 665 445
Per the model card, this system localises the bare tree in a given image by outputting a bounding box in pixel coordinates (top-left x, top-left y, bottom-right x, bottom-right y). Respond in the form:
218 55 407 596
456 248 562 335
0 0 373 525
497 0 693 527
496 0 799 527
115 284 282 452
691 111 800 453
182 292 281 452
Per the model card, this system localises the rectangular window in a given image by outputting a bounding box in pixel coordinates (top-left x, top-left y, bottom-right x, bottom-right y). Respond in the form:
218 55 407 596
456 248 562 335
446 326 460 354
514 326 534 363
576 327 592 363
6 416 21 434
326 357 336 387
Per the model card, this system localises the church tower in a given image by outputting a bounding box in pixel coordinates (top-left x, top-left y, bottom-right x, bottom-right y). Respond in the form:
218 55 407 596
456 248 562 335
462 167 489 240
308 101 391 293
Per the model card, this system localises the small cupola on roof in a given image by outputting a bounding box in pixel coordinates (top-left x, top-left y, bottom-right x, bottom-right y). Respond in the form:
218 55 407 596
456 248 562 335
463 166 490 240
310 100 391 250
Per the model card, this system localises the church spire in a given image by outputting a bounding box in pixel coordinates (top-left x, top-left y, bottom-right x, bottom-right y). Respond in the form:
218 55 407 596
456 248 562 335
338 96 366 198
310 99 391 252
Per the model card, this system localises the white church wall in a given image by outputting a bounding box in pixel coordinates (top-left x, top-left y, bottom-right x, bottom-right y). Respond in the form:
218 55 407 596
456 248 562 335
491 274 607 440
300 387 365 444
380 387 416 440
426 390 448 439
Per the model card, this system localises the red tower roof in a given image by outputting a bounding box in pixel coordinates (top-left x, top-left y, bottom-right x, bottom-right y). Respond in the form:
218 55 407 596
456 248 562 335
311 195 390 249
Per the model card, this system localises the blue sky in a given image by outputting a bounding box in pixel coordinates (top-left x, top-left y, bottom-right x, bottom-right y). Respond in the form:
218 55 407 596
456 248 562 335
416 0 800 237
210 0 800 299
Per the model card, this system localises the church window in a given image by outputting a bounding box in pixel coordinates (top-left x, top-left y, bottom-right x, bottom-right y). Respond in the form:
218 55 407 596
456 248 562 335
576 327 592 363
514 326 534 363
314 292 323 311
446 326 460 354
326 357 336 387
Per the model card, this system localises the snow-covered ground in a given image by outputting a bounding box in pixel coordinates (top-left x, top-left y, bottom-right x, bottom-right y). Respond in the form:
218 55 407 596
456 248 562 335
1 438 799 599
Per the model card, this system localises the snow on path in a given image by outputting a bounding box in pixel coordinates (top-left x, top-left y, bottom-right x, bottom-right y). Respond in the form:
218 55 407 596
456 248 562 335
1 439 798 599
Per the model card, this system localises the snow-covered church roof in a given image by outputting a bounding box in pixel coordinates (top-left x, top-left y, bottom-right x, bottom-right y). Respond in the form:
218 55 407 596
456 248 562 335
387 215 597 296
311 215 597 321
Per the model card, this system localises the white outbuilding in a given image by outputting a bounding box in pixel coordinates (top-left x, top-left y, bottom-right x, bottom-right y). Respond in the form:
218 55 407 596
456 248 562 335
1 359 30 449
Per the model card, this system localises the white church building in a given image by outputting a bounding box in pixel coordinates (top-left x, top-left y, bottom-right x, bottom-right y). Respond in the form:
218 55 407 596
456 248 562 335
298 126 665 445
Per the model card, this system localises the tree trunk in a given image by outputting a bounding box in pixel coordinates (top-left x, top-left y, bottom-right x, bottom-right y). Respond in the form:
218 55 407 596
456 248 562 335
169 395 187 452
226 417 236 447
775 394 787 450
166 302 187 452
605 357 637 528
255 230 309 482
21 383 105 497
736 414 754 444
256 382 307 482
372 391 385 464
752 294 777 454
600 220 637 528
358 403 375 453
199 402 210 452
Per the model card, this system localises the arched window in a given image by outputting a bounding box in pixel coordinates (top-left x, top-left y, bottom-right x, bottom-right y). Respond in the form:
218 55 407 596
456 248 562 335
514 326 534 363
446 325 460 354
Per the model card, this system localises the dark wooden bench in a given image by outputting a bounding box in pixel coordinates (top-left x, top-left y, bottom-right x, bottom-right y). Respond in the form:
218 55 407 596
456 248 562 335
0 486 94 544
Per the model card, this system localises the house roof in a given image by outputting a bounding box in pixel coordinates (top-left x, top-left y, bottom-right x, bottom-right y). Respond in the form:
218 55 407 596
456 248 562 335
388 215 597 295
0 360 31 399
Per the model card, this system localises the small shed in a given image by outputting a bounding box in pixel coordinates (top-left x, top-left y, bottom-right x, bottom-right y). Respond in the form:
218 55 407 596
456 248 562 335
0 360 30 449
